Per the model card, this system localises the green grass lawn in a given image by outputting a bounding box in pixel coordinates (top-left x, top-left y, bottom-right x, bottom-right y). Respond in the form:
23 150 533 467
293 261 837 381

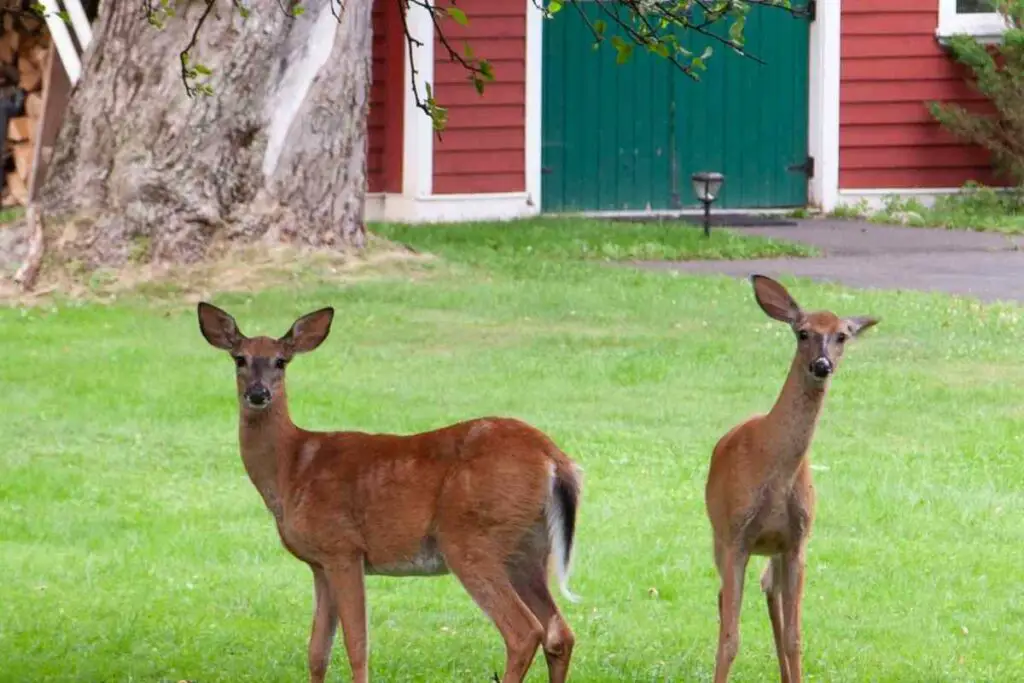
374 216 816 263
2 220 1023 681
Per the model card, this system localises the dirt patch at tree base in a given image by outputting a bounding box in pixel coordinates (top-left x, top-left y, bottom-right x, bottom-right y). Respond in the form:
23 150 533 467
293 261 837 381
0 233 434 307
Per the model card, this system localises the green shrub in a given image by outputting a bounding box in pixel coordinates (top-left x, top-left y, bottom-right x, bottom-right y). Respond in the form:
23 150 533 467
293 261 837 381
929 0 1024 184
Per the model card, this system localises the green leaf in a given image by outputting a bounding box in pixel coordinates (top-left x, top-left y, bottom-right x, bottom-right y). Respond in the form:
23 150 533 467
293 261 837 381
593 19 606 37
56 10 71 24
463 41 474 58
547 0 562 14
447 6 468 26
611 36 633 65
291 4 306 16
428 100 449 132
472 75 485 95
194 63 213 76
479 59 495 80
728 15 746 46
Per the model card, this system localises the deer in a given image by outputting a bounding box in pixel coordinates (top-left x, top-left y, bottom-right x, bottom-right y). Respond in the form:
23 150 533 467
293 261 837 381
704 275 878 683
196 302 583 683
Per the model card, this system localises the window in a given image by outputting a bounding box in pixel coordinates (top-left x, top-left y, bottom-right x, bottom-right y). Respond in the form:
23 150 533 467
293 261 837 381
937 0 1007 41
956 0 993 12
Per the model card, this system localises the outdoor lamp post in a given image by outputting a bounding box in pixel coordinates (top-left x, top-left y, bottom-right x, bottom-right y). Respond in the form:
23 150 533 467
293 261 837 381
691 171 725 237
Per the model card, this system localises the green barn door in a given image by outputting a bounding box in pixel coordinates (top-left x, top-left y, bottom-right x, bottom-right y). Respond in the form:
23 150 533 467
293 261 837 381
541 4 811 212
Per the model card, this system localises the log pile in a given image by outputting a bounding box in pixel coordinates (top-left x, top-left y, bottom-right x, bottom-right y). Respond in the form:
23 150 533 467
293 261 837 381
0 12 50 208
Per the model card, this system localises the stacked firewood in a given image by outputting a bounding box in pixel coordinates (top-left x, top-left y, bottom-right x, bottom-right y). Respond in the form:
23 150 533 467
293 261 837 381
0 12 50 207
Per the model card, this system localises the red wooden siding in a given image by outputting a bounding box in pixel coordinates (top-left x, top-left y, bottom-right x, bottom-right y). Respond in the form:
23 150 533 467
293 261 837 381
368 0 404 193
840 1 1002 189
432 0 527 194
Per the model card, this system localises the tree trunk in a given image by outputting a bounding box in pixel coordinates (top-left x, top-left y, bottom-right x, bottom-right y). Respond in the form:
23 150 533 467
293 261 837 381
40 0 371 268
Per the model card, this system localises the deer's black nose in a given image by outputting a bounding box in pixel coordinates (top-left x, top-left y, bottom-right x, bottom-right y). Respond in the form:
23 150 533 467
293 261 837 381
810 358 833 379
245 385 271 406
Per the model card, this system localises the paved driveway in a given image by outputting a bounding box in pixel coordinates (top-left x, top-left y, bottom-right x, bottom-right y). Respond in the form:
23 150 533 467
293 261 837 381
637 220 1024 303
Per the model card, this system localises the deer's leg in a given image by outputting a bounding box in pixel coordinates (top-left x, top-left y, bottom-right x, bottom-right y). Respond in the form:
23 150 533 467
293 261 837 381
308 565 339 683
323 559 369 683
441 539 544 683
780 548 807 683
761 557 791 683
509 560 575 683
714 545 749 683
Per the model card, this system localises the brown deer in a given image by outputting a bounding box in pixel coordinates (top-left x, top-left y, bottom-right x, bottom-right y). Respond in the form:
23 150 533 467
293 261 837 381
197 302 583 683
704 275 878 683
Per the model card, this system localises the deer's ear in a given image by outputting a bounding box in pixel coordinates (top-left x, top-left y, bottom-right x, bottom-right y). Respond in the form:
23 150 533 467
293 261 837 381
846 316 879 338
198 302 244 350
281 307 334 354
750 275 803 324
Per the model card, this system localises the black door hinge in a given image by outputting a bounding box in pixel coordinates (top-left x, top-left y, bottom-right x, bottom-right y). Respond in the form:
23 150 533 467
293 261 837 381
797 0 816 22
787 155 815 178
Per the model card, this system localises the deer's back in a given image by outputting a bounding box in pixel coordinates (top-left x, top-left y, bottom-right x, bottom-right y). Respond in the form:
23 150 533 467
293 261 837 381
278 416 567 568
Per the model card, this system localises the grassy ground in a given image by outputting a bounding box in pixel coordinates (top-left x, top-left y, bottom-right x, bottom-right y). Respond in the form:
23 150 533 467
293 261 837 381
374 216 816 263
831 182 1024 234
2 220 1023 681
1 216 812 305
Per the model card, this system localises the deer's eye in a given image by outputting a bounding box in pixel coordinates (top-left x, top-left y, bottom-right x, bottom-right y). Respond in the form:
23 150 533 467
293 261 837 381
836 332 848 344
274 358 288 370
797 330 809 341
233 355 246 369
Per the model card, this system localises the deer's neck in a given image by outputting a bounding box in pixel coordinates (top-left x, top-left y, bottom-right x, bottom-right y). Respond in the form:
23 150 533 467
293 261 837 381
763 356 829 461
237 392 299 522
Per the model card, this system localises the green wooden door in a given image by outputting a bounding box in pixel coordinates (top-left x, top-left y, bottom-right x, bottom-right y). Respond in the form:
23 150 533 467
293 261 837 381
541 4 811 212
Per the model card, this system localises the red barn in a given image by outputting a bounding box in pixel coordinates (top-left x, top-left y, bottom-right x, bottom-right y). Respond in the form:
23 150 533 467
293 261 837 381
370 0 1014 221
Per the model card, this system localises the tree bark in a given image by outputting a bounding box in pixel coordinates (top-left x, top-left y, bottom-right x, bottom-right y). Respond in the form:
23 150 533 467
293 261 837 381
40 0 371 268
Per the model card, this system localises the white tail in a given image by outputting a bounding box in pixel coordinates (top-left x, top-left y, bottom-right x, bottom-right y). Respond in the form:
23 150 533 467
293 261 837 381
547 463 583 603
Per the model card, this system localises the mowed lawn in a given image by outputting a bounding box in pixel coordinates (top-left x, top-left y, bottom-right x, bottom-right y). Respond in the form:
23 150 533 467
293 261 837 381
2 219 1023 681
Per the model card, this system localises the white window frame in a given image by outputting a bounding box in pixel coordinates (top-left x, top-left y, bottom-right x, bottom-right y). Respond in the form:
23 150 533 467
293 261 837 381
937 0 1009 42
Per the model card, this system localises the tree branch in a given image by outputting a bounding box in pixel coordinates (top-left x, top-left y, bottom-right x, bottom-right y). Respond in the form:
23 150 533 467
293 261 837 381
581 0 781 70
398 0 494 135
398 0 436 130
156 0 800 122
178 0 219 97
415 0 475 74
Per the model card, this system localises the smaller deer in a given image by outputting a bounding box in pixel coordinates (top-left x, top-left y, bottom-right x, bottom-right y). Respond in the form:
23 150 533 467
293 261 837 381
197 302 582 683
705 275 878 683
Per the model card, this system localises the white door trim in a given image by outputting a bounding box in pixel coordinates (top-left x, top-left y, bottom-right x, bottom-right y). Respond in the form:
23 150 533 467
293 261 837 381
402 1 435 198
807 0 841 212
525 0 543 211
